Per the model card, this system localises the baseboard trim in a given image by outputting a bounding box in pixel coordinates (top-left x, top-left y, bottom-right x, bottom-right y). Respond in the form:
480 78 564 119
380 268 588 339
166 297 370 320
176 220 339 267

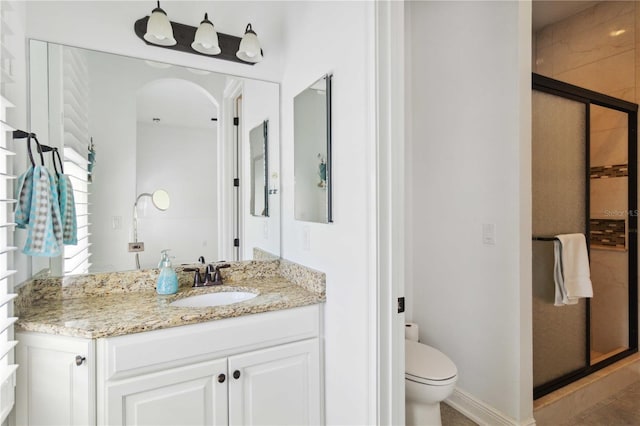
446 388 536 426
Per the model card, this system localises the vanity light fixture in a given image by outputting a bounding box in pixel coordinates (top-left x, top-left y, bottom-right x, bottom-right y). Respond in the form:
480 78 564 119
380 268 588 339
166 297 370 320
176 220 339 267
134 3 264 65
191 13 220 55
236 24 263 63
143 1 176 46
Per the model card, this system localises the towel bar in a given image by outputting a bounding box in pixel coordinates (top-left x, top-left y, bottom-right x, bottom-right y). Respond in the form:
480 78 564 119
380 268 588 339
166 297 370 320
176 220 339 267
532 236 560 241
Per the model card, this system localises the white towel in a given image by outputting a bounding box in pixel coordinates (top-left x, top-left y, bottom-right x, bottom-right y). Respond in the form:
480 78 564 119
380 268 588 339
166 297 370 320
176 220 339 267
553 233 593 306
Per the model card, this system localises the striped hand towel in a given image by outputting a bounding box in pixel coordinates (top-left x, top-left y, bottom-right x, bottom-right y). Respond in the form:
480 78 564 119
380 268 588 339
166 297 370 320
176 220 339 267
22 166 63 257
57 174 77 245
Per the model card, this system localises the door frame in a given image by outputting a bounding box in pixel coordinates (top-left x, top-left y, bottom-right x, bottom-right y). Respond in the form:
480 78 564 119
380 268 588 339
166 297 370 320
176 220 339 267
375 1 406 424
221 81 243 262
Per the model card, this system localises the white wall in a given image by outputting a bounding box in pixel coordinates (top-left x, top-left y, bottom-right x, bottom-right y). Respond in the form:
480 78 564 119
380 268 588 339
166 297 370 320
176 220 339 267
280 2 376 424
406 1 533 423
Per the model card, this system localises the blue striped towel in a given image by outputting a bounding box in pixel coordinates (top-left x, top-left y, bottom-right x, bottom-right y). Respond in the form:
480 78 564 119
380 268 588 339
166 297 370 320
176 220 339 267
14 166 34 228
20 166 63 257
57 174 77 245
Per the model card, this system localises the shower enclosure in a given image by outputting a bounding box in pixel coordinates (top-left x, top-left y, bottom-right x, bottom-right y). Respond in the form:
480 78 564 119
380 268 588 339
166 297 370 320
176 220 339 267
532 74 638 399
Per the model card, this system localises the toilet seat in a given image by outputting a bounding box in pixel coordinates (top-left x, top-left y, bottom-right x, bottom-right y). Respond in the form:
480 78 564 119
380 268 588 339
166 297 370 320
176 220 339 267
405 340 457 386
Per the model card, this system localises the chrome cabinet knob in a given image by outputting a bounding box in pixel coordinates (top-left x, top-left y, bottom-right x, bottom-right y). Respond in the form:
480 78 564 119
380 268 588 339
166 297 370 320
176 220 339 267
75 355 86 366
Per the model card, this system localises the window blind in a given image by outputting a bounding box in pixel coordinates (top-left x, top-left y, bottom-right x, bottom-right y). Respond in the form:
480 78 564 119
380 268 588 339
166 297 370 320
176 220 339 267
62 47 91 275
63 146 91 275
0 0 19 421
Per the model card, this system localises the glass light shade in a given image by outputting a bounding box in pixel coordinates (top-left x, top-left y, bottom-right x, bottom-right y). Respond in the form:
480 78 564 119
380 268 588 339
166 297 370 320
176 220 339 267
236 24 263 63
144 5 176 46
191 13 221 55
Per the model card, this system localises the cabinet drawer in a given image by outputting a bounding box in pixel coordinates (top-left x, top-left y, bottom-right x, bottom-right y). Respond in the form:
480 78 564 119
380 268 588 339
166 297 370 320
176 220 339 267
98 305 320 381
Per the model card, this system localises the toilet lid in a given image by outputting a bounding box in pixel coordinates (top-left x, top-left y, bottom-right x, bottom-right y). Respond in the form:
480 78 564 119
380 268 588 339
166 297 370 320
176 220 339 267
405 340 457 382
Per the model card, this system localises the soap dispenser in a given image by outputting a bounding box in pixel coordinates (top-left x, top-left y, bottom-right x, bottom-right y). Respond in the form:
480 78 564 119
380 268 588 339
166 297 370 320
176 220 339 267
156 249 178 295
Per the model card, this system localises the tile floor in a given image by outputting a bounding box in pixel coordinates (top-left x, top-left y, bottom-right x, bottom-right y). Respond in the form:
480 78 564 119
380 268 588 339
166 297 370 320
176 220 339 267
441 380 640 426
559 380 640 425
442 403 477 426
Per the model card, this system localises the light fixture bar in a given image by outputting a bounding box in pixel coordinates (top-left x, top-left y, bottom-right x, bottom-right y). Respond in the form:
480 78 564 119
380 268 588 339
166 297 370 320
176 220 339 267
134 16 261 66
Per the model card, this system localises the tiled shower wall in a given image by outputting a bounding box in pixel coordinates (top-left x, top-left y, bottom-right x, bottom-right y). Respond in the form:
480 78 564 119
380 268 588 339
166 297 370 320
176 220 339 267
533 1 632 360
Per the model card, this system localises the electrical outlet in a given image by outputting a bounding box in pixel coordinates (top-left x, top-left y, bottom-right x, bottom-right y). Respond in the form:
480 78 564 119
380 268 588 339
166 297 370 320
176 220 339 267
128 242 145 252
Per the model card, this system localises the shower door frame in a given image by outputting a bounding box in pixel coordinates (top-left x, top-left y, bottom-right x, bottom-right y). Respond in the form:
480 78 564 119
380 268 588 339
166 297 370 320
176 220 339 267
532 73 639 399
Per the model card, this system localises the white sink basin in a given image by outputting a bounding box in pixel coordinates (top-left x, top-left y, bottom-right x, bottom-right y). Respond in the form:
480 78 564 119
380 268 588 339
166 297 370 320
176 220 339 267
170 291 257 308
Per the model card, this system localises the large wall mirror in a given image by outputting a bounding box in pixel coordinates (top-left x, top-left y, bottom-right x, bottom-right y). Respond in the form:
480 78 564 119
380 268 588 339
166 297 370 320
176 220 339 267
294 74 333 223
27 40 280 275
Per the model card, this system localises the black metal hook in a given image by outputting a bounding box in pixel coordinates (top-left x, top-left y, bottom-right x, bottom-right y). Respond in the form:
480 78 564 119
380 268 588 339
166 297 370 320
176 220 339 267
12 130 45 167
37 144 64 175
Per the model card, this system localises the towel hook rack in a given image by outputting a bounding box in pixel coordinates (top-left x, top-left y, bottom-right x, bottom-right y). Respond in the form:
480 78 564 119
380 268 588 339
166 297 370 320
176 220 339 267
37 144 64 175
12 130 45 166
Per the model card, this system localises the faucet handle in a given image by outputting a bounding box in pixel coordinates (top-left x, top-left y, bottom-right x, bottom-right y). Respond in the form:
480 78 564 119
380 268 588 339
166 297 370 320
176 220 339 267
184 268 203 287
212 264 231 284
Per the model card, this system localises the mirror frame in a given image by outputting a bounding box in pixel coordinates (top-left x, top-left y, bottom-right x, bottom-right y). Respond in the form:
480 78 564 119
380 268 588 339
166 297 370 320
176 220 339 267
326 74 333 223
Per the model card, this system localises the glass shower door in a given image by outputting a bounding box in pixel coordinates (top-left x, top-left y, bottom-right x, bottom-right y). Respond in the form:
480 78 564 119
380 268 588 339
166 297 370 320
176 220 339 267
589 104 631 365
532 73 638 399
532 90 588 389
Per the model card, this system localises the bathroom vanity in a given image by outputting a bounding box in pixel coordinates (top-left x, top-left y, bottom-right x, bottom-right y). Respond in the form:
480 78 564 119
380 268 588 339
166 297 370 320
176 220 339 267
14 260 325 425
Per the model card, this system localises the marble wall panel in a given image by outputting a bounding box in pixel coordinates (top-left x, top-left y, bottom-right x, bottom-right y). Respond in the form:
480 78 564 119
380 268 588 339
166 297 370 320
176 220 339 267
591 128 628 166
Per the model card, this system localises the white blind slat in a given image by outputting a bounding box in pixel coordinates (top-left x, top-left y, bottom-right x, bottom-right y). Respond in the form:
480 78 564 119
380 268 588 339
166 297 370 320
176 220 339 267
0 318 16 335
0 341 17 361
0 271 17 282
0 294 15 309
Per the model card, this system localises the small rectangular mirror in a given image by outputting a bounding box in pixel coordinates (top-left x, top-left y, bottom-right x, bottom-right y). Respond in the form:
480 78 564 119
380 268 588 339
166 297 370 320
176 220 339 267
250 120 269 217
294 74 333 223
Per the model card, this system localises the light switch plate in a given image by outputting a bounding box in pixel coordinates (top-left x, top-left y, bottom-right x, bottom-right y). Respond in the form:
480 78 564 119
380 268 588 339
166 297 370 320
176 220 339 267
482 223 496 245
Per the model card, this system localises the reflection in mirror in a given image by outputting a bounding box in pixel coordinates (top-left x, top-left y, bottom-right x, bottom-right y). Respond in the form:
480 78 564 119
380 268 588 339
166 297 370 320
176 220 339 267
28 40 281 275
294 74 332 223
151 189 171 211
250 120 268 217
133 189 171 269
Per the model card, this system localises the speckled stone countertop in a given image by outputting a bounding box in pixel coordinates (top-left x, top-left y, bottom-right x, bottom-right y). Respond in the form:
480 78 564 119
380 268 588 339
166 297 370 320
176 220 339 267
15 259 325 339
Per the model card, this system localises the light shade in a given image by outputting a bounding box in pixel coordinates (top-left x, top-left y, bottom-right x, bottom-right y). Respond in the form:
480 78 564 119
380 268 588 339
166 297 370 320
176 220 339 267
144 1 176 46
191 13 221 55
236 23 263 63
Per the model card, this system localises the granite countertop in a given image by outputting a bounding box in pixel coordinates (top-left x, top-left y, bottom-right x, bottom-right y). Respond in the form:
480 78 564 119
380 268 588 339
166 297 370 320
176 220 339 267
15 259 326 339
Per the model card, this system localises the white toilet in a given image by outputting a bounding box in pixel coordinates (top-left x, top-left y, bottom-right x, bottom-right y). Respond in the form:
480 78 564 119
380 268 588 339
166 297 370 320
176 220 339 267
405 332 458 426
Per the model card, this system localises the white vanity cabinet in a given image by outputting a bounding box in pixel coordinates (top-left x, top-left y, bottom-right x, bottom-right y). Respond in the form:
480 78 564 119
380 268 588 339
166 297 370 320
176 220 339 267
17 305 322 426
105 357 229 425
16 332 96 426
106 339 319 426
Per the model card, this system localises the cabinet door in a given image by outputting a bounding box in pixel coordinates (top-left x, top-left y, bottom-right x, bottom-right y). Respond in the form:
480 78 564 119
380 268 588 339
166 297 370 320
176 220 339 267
105 357 228 426
16 332 95 426
228 338 320 426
